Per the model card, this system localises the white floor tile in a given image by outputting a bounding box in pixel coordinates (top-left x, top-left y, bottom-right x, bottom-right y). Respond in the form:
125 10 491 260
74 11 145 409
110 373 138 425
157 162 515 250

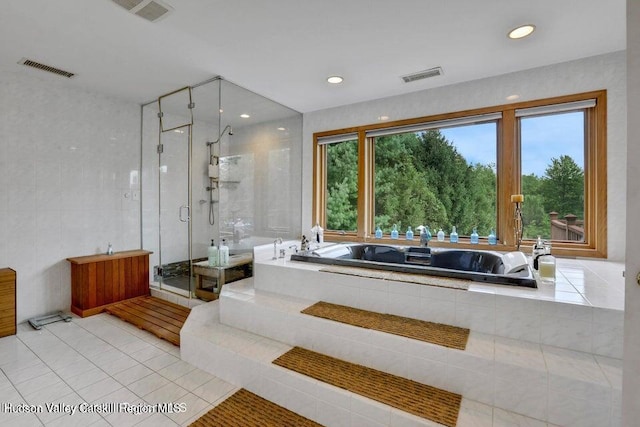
112 363 154 386
127 372 172 398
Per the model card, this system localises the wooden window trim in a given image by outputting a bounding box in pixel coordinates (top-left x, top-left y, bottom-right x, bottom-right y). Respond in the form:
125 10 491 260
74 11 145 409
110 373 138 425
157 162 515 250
313 90 607 258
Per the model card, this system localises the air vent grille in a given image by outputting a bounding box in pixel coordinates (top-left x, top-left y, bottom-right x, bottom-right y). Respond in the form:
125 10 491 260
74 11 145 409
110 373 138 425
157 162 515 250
18 58 75 78
401 67 443 83
135 1 170 21
111 0 173 22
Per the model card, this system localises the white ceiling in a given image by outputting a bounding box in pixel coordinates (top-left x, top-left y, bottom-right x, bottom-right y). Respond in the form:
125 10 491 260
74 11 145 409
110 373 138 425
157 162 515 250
0 0 626 114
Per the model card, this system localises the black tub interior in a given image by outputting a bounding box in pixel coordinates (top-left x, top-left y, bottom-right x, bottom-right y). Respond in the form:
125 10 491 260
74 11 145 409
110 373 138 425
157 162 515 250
293 243 536 288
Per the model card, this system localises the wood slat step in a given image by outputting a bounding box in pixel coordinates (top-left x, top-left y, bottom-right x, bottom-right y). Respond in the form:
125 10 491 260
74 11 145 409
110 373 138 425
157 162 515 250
116 300 186 329
273 346 461 427
302 301 469 350
189 389 323 427
138 296 191 315
105 296 189 346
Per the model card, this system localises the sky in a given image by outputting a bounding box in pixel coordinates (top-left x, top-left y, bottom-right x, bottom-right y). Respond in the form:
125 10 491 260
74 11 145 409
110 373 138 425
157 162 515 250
439 111 585 176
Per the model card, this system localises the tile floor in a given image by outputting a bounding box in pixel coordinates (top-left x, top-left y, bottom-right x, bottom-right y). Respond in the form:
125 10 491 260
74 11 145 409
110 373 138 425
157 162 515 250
0 313 237 427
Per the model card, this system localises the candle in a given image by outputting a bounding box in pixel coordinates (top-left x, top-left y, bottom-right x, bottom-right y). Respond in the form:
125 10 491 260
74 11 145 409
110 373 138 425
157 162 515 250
511 194 524 203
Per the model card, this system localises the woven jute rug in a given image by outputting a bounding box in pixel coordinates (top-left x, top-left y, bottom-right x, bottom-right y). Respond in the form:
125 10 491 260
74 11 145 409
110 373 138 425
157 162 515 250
273 347 461 427
302 301 469 350
319 265 470 290
189 388 323 427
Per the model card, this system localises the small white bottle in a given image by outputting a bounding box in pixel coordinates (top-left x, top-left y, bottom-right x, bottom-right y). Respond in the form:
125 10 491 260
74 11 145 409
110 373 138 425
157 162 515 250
437 228 445 242
208 240 219 267
219 239 230 266
107 243 114 255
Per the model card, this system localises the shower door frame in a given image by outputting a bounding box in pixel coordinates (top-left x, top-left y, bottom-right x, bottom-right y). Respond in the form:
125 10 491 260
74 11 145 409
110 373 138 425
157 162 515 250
156 87 195 298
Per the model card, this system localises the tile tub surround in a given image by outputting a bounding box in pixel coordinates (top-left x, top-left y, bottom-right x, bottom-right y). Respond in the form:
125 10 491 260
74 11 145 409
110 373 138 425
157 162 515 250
183 301 584 427
253 245 625 359
216 280 621 424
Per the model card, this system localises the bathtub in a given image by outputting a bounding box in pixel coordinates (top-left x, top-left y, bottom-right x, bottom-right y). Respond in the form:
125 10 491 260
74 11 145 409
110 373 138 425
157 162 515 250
290 243 537 288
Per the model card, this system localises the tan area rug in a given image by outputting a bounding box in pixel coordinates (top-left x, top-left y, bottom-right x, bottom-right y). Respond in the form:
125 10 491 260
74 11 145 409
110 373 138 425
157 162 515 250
302 301 469 350
189 388 323 427
319 265 470 290
273 347 461 427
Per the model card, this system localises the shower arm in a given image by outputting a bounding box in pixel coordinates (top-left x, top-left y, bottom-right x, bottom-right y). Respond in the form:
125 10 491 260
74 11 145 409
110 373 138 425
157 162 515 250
206 125 233 146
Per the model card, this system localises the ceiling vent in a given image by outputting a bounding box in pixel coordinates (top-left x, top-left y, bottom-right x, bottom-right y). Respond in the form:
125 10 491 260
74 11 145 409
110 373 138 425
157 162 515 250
401 67 443 83
18 58 75 78
111 0 173 22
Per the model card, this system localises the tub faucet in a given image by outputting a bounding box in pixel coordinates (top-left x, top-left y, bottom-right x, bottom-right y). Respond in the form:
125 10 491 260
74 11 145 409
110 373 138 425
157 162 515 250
272 238 283 260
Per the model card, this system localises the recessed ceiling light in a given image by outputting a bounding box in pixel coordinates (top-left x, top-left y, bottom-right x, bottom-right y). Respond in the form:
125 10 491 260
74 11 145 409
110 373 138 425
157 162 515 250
508 24 535 39
240 113 250 118
377 115 390 121
506 94 520 101
174 129 184 134
277 127 286 131
327 76 343 84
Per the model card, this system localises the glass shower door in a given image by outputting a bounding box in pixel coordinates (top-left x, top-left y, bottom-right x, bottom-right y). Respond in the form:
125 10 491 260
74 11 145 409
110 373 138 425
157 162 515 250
158 125 193 296
157 87 194 297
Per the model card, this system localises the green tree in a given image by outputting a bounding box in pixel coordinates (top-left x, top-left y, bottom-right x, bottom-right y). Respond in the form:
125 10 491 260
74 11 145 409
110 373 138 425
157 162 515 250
541 155 584 218
326 141 358 230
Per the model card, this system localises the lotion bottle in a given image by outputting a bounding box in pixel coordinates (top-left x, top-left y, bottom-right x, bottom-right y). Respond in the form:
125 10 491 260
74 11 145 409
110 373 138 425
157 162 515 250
391 224 399 239
406 226 414 240
470 228 479 244
450 226 458 243
219 239 230 266
208 240 219 267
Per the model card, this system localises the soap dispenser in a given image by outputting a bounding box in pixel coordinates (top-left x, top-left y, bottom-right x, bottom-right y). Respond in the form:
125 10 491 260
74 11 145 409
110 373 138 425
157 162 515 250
450 226 458 243
219 239 230 266
208 240 219 267
391 224 399 239
107 243 114 255
488 229 497 245
470 228 479 244
375 226 383 239
405 226 414 240
437 228 445 242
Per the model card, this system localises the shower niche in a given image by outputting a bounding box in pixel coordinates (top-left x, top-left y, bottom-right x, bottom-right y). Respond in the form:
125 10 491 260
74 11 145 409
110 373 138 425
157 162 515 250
141 78 302 299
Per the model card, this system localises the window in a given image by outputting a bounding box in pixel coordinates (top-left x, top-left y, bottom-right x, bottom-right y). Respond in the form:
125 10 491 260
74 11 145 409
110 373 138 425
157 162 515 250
519 111 586 242
373 123 497 238
313 91 607 257
316 134 359 232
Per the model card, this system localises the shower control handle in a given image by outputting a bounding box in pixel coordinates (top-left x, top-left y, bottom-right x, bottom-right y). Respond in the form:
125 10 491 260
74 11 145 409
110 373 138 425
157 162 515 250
179 205 190 222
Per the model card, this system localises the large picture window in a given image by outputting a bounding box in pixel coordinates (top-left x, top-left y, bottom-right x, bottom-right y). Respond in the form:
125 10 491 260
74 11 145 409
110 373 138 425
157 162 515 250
313 91 607 257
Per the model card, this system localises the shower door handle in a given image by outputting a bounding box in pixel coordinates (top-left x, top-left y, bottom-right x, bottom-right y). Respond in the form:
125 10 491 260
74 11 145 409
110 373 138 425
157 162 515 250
179 205 190 222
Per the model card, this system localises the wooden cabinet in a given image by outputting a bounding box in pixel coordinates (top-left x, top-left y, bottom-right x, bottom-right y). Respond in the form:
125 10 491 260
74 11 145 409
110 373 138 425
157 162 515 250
0 268 16 337
67 250 152 317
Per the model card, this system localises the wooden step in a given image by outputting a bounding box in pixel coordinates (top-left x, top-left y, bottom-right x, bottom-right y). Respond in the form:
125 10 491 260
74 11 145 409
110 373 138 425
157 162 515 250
105 296 190 346
190 388 323 427
273 346 461 427
302 300 469 350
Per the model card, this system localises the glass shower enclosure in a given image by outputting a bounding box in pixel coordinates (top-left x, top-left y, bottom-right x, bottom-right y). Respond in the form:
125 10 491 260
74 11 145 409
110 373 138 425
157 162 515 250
141 78 302 299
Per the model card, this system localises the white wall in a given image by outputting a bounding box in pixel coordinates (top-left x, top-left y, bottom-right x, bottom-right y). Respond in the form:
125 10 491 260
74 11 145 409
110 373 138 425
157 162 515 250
623 1 640 424
303 51 627 260
0 70 141 323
